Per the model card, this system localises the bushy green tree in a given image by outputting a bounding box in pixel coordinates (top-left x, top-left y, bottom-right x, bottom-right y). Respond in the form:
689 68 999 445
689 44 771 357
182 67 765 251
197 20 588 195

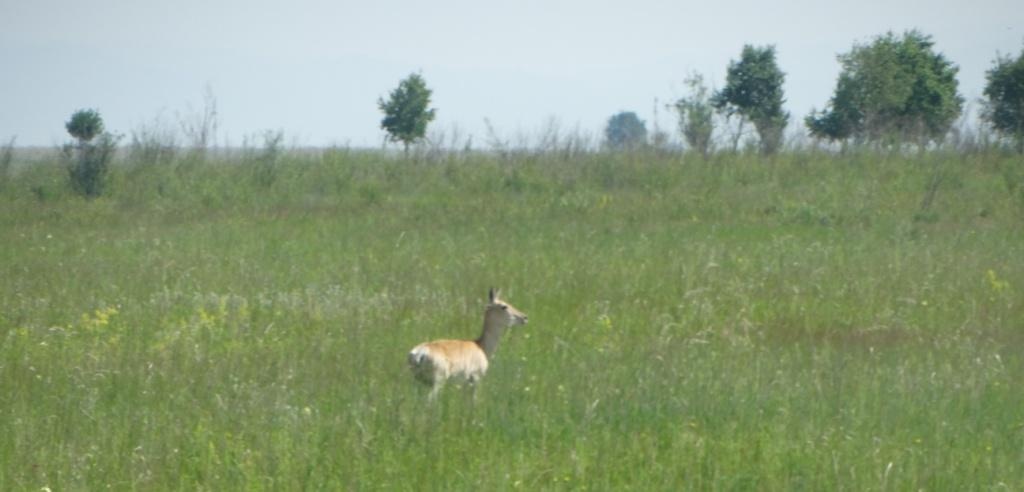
66 109 104 143
378 73 436 155
604 111 647 151
712 45 789 154
806 30 963 147
63 109 118 198
674 73 715 157
982 47 1024 152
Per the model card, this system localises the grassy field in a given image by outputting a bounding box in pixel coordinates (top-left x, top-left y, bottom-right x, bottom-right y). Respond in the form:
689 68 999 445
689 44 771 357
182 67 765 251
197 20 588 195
1 149 1022 490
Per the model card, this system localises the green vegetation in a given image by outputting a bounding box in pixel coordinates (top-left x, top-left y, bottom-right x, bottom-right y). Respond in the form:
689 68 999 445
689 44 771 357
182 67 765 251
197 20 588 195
378 73 437 155
807 30 964 147
65 109 105 143
0 137 14 187
713 45 789 155
62 109 119 198
1 148 1021 489
604 111 648 151
982 47 1024 152
674 73 715 158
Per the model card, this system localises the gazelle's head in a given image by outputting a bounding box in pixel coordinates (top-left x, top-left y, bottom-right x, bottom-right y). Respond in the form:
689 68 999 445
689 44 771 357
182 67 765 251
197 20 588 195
486 288 528 327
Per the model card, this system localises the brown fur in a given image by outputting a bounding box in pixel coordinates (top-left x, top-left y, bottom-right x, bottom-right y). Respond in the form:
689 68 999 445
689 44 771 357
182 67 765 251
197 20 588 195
408 289 528 400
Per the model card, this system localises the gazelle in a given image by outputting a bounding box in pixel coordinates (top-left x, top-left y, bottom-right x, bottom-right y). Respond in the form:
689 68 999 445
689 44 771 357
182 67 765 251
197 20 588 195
408 288 528 400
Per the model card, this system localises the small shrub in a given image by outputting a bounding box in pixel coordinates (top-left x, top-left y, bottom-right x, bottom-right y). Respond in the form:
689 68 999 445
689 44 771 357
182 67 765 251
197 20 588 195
674 73 715 158
63 109 119 198
248 130 284 188
0 136 14 187
64 133 119 198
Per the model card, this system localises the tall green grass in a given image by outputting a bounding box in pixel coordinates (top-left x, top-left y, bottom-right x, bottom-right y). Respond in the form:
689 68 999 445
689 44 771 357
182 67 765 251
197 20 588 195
1 149 1022 489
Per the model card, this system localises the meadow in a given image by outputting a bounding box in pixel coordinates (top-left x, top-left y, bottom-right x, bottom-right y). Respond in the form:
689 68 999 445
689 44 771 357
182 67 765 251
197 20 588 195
1 148 1022 490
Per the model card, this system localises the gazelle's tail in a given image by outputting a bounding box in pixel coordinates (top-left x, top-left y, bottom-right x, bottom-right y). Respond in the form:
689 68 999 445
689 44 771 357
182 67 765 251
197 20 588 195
408 345 437 384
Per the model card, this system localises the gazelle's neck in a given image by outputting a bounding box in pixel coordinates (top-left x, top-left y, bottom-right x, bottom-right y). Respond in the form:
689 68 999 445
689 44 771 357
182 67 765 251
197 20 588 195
475 310 507 359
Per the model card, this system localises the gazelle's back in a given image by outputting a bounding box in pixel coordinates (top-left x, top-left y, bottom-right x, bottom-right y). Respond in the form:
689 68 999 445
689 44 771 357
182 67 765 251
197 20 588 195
408 339 488 385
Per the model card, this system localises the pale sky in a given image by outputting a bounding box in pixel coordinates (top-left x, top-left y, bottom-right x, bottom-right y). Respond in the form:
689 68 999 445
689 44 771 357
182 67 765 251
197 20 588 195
1 0 1021 148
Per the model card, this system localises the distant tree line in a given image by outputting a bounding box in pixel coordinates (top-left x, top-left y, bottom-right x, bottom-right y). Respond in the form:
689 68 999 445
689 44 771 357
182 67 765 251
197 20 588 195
600 30 1024 155
31 30 1024 198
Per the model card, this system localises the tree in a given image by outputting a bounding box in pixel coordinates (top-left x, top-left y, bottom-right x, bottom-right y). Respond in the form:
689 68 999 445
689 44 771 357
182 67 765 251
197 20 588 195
712 45 789 154
982 47 1024 152
604 111 647 150
66 109 104 143
806 30 963 147
674 73 715 157
63 109 119 198
378 73 436 155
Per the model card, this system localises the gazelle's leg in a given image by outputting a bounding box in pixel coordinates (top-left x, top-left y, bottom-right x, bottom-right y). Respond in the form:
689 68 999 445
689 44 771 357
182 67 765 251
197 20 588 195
428 379 444 401
467 375 481 403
